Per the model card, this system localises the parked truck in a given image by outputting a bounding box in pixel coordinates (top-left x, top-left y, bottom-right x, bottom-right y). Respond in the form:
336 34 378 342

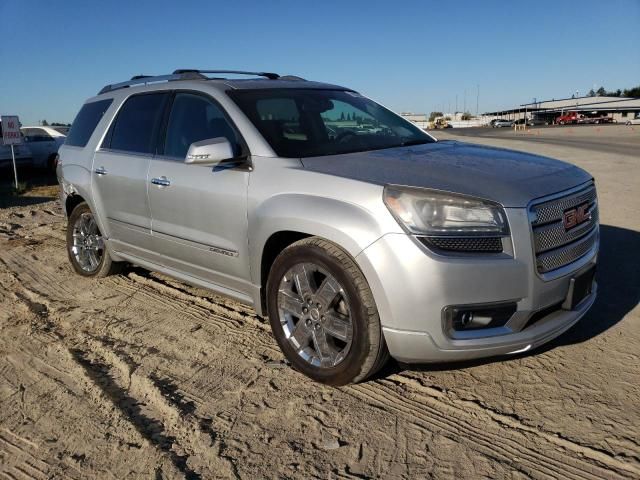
555 111 614 125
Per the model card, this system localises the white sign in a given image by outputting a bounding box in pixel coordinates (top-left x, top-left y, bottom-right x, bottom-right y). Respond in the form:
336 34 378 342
1 115 22 145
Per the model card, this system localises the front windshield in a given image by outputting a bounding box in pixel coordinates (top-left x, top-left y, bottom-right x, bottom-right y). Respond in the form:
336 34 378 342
229 89 435 158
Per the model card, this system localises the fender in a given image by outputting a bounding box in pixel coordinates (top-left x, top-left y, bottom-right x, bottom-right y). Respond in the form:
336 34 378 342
249 193 399 288
60 163 94 215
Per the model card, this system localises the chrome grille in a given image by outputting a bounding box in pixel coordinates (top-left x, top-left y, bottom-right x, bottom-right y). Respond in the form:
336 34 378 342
532 186 597 226
530 184 599 273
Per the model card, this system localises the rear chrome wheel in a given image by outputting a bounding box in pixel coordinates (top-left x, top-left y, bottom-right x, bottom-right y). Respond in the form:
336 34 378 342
66 202 121 277
71 212 104 273
278 262 353 368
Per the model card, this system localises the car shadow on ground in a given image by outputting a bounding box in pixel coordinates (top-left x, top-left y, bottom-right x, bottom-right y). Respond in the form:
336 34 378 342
0 168 58 208
383 224 640 378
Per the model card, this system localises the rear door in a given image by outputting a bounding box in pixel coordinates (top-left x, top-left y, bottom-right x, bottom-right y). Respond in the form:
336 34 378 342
92 92 169 255
147 91 251 292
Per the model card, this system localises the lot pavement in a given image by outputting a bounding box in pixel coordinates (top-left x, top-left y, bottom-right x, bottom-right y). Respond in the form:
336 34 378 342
442 123 640 158
0 125 638 479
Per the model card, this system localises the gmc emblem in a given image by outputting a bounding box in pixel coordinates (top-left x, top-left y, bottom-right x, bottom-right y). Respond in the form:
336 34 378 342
563 203 590 230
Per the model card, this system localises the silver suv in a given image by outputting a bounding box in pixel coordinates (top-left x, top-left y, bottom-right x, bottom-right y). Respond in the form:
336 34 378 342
58 70 598 385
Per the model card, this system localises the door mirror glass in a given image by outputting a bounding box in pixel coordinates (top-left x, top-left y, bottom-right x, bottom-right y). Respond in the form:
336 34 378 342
185 137 234 166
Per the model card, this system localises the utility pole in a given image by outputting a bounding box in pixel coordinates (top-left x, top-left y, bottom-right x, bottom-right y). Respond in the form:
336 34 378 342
476 84 479 116
463 89 467 114
455 94 458 114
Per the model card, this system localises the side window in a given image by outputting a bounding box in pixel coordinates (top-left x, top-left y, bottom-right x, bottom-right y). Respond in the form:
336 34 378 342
163 93 241 159
66 99 113 147
109 93 168 154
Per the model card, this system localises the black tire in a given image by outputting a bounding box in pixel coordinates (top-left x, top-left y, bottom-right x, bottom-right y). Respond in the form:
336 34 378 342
66 203 121 277
266 237 389 385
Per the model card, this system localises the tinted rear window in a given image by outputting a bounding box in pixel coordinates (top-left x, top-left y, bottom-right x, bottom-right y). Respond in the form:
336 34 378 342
65 99 113 147
108 93 168 154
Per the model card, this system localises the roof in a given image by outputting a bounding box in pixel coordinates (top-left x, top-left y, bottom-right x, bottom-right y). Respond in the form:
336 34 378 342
219 78 350 91
520 96 640 110
21 126 66 136
97 70 350 96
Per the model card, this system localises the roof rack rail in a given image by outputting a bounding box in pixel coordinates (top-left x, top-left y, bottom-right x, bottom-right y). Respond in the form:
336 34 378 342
98 69 286 95
98 71 206 95
173 69 280 80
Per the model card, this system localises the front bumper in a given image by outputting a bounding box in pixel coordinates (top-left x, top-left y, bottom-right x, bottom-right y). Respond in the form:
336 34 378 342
356 207 599 363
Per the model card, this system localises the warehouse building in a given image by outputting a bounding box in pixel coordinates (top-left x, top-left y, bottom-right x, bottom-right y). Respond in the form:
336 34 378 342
485 95 640 124
400 113 430 129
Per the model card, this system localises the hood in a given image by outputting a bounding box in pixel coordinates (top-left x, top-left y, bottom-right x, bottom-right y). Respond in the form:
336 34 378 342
300 140 592 207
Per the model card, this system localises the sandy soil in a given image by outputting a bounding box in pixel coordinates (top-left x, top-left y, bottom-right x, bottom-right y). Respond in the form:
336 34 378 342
0 127 638 479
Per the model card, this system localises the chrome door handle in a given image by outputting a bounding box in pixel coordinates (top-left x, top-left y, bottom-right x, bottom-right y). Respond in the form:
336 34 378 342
94 166 107 176
151 176 171 187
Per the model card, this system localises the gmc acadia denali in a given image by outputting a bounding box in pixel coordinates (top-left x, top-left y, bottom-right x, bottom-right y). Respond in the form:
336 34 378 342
57 70 598 385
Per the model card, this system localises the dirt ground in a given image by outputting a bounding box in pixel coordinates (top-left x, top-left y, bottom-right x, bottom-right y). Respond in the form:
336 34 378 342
0 126 638 479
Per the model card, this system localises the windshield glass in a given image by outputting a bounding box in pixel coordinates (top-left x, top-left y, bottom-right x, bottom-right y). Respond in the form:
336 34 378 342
229 89 435 158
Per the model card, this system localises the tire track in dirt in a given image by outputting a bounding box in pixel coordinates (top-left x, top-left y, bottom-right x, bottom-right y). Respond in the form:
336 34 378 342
106 265 637 478
69 336 242 479
0 429 50 480
111 263 637 478
1 218 637 479
106 272 281 358
0 249 77 300
394 375 640 475
348 380 634 479
5 277 235 480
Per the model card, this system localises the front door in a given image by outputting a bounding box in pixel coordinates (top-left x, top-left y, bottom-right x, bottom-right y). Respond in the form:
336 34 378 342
147 92 251 293
91 92 169 255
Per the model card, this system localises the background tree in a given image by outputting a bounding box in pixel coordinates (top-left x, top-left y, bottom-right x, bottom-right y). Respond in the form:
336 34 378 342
588 89 596 97
623 85 640 97
429 111 443 121
596 87 606 96
461 112 472 120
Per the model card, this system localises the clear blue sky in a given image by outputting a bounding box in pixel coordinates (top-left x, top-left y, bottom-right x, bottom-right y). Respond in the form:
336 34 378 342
1 0 639 125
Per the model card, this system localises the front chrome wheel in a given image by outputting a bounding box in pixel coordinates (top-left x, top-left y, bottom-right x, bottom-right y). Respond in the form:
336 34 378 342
277 262 353 368
70 212 104 273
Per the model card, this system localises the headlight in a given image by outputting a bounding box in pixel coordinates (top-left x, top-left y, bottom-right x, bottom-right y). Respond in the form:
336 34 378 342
383 185 509 237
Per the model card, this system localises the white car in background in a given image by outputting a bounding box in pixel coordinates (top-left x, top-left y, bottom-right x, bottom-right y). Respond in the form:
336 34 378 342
21 126 66 170
625 115 640 125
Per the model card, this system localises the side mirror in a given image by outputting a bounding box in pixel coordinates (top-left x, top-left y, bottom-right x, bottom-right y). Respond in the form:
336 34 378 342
185 137 235 166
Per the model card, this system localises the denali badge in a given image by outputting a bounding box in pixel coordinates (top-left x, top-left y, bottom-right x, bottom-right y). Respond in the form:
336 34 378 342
563 203 590 230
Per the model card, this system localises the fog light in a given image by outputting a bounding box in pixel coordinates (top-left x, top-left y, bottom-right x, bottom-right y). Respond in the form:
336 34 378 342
444 302 517 332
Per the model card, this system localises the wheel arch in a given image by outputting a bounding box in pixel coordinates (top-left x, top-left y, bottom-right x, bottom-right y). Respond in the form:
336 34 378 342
251 194 397 316
65 193 86 217
59 163 112 237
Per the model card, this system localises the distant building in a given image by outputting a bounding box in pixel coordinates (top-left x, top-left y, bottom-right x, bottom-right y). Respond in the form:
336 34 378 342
485 95 640 123
400 113 429 129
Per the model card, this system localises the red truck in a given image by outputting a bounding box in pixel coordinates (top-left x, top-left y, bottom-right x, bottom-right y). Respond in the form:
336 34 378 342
555 111 614 125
